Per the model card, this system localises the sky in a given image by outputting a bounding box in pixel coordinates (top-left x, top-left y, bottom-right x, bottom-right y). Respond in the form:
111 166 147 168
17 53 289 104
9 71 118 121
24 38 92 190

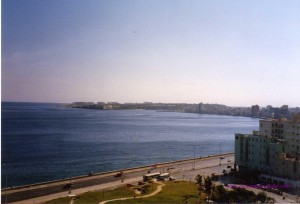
2 0 300 107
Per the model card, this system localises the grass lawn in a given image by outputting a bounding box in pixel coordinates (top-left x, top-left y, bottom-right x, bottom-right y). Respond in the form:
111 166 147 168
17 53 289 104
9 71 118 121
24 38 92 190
73 185 138 204
45 196 73 204
110 181 205 204
46 183 159 204
46 181 204 204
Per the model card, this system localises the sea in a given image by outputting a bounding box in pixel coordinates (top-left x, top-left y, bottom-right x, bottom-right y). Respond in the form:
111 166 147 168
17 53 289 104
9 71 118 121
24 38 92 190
1 102 259 187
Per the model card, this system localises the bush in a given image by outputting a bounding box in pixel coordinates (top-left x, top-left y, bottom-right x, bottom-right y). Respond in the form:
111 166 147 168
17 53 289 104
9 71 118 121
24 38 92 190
256 192 267 203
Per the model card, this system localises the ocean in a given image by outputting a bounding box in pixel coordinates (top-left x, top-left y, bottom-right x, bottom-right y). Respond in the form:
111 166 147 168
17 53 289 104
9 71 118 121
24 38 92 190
1 102 259 187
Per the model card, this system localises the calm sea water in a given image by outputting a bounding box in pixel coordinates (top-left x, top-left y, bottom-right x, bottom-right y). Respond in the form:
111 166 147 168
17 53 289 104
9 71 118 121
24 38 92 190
1 102 259 187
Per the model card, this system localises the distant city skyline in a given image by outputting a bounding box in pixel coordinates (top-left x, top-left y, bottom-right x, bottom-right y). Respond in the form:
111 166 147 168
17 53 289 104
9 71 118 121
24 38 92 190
2 0 300 107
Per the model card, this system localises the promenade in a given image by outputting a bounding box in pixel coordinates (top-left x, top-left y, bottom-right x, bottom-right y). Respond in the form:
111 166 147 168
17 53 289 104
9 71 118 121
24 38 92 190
3 153 234 204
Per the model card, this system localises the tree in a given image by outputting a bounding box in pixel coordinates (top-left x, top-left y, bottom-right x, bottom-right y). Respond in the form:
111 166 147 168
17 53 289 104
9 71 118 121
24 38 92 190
256 192 267 203
214 185 229 203
229 187 256 203
195 174 204 191
204 177 212 194
204 177 213 200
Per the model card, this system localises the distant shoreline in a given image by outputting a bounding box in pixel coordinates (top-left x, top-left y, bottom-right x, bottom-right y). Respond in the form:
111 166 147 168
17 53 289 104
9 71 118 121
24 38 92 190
67 104 266 119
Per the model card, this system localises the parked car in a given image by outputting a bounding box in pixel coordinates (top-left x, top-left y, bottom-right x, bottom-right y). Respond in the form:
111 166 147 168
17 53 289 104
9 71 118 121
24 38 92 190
169 165 175 169
114 171 123 177
63 183 73 189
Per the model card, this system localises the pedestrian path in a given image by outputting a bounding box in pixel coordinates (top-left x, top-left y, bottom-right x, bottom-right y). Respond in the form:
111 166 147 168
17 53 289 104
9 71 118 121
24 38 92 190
99 182 165 204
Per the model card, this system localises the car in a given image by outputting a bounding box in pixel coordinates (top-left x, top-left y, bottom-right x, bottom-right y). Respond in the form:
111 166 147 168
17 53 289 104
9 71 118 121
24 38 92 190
227 165 231 168
220 156 225 159
169 176 176 181
63 183 73 189
114 171 123 177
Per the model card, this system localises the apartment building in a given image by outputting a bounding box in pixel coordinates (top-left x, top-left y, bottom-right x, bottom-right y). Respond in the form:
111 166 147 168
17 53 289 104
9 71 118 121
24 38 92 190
235 116 300 187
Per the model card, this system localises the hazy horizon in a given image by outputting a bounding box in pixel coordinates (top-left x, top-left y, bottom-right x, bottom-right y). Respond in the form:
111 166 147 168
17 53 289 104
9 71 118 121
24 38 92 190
2 0 300 107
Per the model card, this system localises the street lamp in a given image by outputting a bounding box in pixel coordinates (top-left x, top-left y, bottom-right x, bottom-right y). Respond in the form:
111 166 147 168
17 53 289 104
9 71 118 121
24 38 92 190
193 145 201 170
219 143 222 166
193 146 196 170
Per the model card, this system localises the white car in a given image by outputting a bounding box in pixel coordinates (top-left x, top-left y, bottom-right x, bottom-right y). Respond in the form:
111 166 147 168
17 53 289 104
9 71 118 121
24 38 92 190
169 165 175 169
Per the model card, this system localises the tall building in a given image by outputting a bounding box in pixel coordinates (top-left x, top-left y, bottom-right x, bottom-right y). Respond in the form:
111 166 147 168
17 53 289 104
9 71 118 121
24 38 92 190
235 116 300 187
251 105 260 117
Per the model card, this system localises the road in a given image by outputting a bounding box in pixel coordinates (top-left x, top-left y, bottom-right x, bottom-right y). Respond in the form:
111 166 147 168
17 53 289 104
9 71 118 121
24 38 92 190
3 153 233 203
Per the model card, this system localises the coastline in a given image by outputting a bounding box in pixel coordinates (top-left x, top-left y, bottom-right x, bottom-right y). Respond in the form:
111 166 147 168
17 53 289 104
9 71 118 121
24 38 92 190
2 152 234 191
2 153 234 203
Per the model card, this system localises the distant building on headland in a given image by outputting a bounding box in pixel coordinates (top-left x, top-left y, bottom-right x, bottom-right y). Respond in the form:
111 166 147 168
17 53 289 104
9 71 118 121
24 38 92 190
198 102 252 116
235 115 300 187
68 102 298 119
251 105 260 117
259 105 290 119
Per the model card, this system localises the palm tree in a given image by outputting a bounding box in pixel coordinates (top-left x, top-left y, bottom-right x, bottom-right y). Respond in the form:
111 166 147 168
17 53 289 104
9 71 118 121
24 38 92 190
204 177 212 200
195 174 204 191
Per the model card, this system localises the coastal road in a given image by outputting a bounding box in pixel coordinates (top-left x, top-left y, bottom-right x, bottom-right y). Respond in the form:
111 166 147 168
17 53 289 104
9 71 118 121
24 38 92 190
3 153 234 203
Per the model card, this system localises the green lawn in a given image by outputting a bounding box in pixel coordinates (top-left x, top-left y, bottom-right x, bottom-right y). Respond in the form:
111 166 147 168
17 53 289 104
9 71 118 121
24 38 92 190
46 181 203 204
110 181 204 204
45 196 73 204
45 186 133 204
73 186 133 204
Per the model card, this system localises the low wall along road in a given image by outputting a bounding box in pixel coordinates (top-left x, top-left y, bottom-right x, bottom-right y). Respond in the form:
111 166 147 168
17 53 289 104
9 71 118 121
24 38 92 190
2 152 234 203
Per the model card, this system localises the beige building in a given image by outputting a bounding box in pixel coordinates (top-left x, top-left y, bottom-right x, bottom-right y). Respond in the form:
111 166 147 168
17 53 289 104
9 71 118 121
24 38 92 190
235 117 300 187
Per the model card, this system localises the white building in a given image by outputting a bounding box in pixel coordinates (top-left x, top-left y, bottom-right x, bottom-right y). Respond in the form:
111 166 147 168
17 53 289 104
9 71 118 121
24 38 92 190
235 116 300 187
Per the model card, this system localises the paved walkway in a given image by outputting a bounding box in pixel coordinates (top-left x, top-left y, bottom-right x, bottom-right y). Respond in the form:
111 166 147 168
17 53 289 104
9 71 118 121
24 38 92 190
99 182 165 204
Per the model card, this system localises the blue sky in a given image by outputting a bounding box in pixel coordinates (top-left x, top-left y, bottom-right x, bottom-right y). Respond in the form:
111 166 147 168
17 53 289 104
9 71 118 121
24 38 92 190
2 0 300 107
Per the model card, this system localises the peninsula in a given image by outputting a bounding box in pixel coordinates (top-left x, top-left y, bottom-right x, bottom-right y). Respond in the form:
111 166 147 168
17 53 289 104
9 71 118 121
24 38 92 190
67 102 300 119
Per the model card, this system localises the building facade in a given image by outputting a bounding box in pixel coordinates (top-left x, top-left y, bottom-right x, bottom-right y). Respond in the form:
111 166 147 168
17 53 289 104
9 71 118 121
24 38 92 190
235 117 300 187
